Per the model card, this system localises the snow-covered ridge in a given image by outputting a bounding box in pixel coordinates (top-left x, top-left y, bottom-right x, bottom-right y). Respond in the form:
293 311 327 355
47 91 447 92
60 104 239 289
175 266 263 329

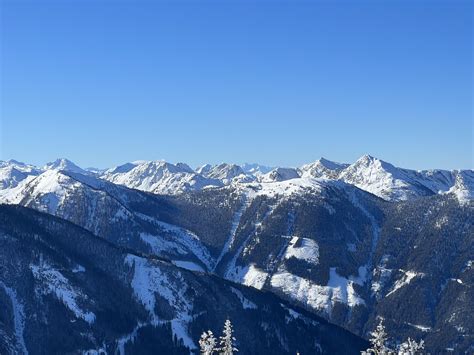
0 156 472 201
101 160 223 195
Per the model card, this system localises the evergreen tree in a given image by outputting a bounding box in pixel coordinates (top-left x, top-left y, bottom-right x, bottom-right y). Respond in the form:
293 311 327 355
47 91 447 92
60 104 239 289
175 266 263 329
199 331 217 355
362 319 390 355
397 338 424 355
218 319 238 355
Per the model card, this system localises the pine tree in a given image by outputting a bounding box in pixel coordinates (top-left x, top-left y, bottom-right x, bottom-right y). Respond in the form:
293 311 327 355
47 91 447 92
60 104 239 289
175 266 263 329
397 338 424 355
199 330 217 355
218 319 238 355
361 319 390 355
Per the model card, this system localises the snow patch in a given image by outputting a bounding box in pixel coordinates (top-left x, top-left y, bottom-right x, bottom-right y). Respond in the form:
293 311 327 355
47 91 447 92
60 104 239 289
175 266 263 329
270 267 366 314
125 255 196 349
284 236 319 265
0 281 28 354
386 270 425 297
228 264 269 290
172 261 205 272
30 263 95 324
406 322 431 332
214 197 248 270
137 215 214 271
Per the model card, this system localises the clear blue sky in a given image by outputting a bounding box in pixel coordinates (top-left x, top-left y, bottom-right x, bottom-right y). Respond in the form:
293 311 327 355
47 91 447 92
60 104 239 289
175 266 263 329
1 0 472 170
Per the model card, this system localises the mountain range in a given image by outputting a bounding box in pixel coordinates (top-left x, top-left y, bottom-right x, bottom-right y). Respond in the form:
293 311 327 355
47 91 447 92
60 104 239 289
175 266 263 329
0 155 472 354
1 155 472 203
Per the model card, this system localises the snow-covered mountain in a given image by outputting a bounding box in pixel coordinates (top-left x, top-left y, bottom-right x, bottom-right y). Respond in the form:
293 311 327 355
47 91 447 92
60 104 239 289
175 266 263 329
241 163 274 176
0 169 218 270
0 160 41 189
259 167 301 183
0 156 472 353
337 155 434 201
337 155 473 202
300 157 349 179
101 160 223 194
43 158 89 175
1 156 472 202
197 163 253 184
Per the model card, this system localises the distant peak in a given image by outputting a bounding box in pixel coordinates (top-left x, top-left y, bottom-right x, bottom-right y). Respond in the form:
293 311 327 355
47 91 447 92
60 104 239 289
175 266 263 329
175 162 194 173
359 154 376 162
7 159 26 165
317 157 347 170
44 158 85 173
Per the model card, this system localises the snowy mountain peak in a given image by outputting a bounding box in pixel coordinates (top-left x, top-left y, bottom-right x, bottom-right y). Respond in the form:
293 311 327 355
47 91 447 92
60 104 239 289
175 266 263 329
0 160 41 189
175 162 194 173
101 160 222 195
318 157 348 170
241 163 274 176
202 163 246 182
260 167 300 183
196 164 213 175
44 158 86 174
300 157 348 179
104 162 139 175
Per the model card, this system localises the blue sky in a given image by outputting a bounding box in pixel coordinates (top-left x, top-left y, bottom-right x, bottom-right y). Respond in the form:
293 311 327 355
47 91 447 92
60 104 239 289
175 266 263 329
1 0 472 169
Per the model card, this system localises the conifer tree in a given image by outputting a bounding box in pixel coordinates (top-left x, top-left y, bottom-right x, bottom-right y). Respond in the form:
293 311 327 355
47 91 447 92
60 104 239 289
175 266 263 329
397 338 424 355
362 319 390 354
218 319 238 355
199 330 217 355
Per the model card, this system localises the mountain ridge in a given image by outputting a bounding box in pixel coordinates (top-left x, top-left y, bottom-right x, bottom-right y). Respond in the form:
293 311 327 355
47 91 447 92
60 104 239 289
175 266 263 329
1 155 471 203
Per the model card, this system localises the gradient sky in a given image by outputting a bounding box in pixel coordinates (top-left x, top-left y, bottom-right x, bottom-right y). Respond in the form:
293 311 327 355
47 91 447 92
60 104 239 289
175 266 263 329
1 0 472 170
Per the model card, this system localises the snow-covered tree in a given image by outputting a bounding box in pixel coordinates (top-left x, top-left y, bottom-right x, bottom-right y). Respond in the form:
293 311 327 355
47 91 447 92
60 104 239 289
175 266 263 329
218 319 238 355
362 319 390 355
397 338 424 355
199 330 217 355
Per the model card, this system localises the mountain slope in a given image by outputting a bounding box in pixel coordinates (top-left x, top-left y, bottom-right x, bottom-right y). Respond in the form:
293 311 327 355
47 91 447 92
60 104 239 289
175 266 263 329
0 170 216 271
0 205 368 354
160 183 473 353
0 160 41 189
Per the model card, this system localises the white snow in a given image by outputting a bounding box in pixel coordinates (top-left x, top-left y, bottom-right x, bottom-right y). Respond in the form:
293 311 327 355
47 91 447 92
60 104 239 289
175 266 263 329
229 264 269 290
137 215 214 271
259 167 300 183
406 322 431 332
172 261 205 272
0 281 28 355
300 158 348 179
371 256 393 299
386 270 425 297
199 163 250 184
101 160 222 195
270 267 366 314
214 197 248 269
447 170 474 205
0 170 81 214
284 236 319 265
125 255 196 350
30 263 95 324
242 178 325 199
